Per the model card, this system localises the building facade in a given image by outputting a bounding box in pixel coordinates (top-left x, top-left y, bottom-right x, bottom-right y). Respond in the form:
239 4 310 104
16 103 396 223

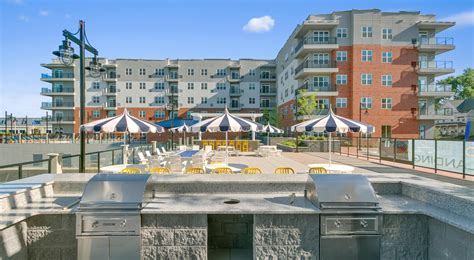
435 99 474 138
40 9 455 138
0 117 52 134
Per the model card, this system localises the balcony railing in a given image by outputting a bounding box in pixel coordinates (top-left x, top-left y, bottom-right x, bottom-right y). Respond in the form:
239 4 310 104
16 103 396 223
418 37 454 45
298 83 337 93
260 102 277 108
104 87 117 94
41 87 75 94
41 73 75 79
419 84 452 93
418 61 453 69
259 74 277 80
227 74 241 81
295 60 337 74
105 102 116 108
230 88 243 95
41 102 74 108
419 108 453 116
50 116 75 122
295 36 337 53
104 72 118 79
259 88 277 94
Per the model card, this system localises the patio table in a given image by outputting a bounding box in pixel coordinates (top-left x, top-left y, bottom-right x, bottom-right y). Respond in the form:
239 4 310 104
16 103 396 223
205 163 241 173
100 164 149 173
307 163 355 173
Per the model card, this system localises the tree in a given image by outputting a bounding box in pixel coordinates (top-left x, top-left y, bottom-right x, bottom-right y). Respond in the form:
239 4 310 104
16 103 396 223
296 90 318 117
262 108 280 127
438 68 474 99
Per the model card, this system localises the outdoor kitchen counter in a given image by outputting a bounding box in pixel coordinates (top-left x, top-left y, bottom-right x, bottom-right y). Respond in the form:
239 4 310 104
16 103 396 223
142 193 320 214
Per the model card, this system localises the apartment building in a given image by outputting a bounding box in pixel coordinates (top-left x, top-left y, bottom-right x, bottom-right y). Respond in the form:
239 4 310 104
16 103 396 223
40 9 455 138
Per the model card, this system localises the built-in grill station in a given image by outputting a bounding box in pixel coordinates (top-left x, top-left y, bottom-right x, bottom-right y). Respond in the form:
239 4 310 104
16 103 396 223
306 174 383 260
76 174 151 260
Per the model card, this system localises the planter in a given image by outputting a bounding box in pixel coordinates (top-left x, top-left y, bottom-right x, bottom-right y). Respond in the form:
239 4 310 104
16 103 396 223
276 143 309 152
301 140 341 152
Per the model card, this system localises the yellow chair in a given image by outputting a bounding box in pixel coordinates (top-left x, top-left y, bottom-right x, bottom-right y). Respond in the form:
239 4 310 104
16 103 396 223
211 167 233 174
241 140 249 152
235 140 242 151
241 167 262 174
149 167 171 174
228 140 235 148
209 140 216 150
202 140 208 148
274 167 295 174
119 168 142 174
308 167 328 174
185 167 205 174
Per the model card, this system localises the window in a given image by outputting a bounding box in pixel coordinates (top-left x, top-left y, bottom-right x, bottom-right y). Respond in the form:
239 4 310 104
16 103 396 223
216 83 226 90
249 98 256 104
126 82 132 89
361 74 373 85
125 68 132 75
381 98 392 109
382 125 392 138
313 76 330 87
360 97 373 109
187 69 194 76
336 28 348 38
336 98 347 108
361 50 373 62
139 68 146 75
139 82 146 89
382 75 392 86
249 83 256 90
155 82 165 90
201 69 207 76
216 69 226 76
156 68 165 76
336 51 348 61
92 82 100 89
139 111 146 118
92 110 100 118
187 97 194 104
313 31 329 42
217 97 226 104
419 125 425 139
312 53 330 64
362 26 373 38
125 97 132 103
285 89 288 97
336 74 348 85
382 52 393 63
201 97 207 104
155 111 165 118
382 28 392 40
285 71 288 80
92 96 100 104
154 96 165 104
201 83 208 90
248 69 256 76
139 97 146 103
187 83 194 90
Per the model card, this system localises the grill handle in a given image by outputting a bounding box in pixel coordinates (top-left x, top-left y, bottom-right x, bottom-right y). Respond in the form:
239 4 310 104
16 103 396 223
320 205 381 210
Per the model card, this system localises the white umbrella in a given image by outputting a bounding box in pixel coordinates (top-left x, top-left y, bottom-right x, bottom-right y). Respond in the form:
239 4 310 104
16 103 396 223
261 123 283 145
191 108 262 164
291 108 374 165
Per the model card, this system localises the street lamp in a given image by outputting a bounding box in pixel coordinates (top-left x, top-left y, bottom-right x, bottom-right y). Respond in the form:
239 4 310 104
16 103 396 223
358 102 369 149
86 55 106 78
52 20 102 173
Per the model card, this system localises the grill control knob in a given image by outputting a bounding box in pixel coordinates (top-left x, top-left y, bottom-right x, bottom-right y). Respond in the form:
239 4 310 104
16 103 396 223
360 220 368 228
120 220 127 227
334 220 342 228
92 221 99 228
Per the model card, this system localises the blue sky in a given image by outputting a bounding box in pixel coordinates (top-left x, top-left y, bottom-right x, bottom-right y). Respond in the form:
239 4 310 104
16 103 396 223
1 0 473 117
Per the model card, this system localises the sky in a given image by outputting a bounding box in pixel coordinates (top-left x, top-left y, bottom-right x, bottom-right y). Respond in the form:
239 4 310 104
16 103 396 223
0 0 473 117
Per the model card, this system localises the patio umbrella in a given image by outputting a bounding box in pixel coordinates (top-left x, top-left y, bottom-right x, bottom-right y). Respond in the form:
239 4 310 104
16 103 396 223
82 109 164 143
291 108 374 165
261 123 283 145
190 108 263 164
169 123 192 145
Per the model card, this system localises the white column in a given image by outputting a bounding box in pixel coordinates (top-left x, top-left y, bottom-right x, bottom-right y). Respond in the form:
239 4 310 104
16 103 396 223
48 153 62 174
252 131 255 141
151 141 157 155
121 144 129 164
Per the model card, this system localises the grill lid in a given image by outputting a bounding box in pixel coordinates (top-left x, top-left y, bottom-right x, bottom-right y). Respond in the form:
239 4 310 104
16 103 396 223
79 174 150 207
306 174 378 206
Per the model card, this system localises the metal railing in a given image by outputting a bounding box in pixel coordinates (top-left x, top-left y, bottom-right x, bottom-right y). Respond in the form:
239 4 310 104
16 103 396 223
295 36 337 53
259 74 277 80
41 73 75 79
295 60 337 74
419 84 452 93
298 83 337 93
260 102 277 108
259 88 277 94
41 87 75 94
230 88 243 95
419 37 454 45
418 60 454 69
41 102 75 108
419 108 453 116
0 158 51 182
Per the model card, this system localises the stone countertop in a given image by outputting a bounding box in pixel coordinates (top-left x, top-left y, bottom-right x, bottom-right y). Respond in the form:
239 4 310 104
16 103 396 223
142 193 320 214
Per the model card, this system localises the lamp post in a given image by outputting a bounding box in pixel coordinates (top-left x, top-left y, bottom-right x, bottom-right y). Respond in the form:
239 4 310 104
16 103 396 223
359 102 369 150
52 20 103 173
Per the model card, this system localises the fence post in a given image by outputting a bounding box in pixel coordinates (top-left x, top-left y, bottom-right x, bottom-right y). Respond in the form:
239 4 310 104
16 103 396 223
18 165 22 180
462 140 466 179
434 140 438 173
412 139 415 169
112 150 115 165
366 137 369 160
339 137 342 155
97 152 101 173
379 138 382 163
48 153 62 173
393 138 397 162
121 144 129 165
356 137 359 158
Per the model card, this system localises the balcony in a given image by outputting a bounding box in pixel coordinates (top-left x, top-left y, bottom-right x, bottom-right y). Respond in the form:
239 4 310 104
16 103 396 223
417 37 455 54
259 74 277 81
40 59 75 69
49 116 75 124
418 108 453 120
260 102 277 109
104 101 117 110
149 87 165 92
165 88 179 96
418 83 454 97
40 73 75 82
41 102 74 110
259 88 277 96
229 104 242 110
294 20 339 38
227 74 241 83
41 87 75 96
149 73 165 78
103 72 118 82
294 60 338 79
296 83 338 97
416 21 455 33
417 61 454 76
165 74 181 82
104 86 117 95
229 87 243 96
294 37 338 58
149 102 166 107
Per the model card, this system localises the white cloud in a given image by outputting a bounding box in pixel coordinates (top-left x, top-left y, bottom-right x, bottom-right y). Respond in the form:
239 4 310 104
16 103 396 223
243 16 275 33
442 10 474 26
39 10 49 16
18 14 29 22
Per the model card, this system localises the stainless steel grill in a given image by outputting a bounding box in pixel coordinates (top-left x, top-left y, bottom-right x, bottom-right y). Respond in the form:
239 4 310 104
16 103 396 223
306 174 382 260
76 174 151 260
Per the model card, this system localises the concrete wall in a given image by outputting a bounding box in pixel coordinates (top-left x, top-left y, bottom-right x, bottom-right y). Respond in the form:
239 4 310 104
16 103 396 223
428 218 474 260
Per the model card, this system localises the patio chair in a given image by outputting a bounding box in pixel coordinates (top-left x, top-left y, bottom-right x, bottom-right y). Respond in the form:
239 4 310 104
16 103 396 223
149 167 171 174
137 152 148 164
161 147 174 155
308 167 328 174
204 145 213 152
274 167 295 174
119 168 142 174
145 150 153 158
192 145 200 150
185 167 205 174
241 167 262 174
211 167 233 174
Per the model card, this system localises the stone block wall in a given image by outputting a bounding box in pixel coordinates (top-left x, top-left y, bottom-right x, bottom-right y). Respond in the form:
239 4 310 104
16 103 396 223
382 214 428 259
26 214 77 260
0 222 27 260
428 218 474 260
141 214 207 260
254 214 319 259
208 214 253 250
